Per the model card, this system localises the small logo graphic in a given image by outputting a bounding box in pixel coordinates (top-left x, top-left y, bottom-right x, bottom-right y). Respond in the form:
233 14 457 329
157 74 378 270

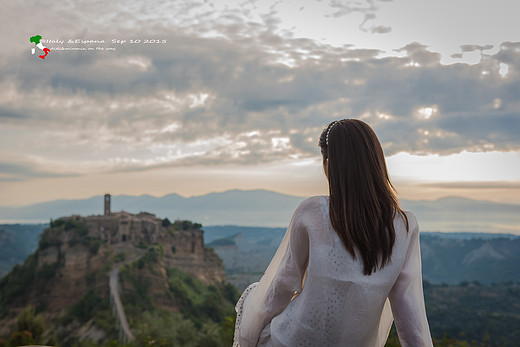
30 34 50 60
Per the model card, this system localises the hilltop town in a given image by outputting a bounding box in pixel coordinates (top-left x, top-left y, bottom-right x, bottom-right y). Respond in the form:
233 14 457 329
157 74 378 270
0 194 232 346
37 194 224 285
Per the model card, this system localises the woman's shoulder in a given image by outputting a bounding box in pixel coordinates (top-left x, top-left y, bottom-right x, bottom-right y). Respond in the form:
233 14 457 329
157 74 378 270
291 196 328 224
397 209 419 234
296 195 327 211
401 209 417 221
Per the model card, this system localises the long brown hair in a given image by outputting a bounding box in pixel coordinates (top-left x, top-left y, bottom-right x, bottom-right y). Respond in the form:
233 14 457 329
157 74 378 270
319 119 408 275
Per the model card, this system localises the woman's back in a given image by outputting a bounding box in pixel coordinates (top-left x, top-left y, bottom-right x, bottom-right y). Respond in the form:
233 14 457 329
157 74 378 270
262 196 429 347
235 120 432 347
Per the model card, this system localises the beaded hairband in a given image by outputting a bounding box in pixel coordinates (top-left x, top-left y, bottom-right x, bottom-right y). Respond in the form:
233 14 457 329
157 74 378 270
326 121 338 146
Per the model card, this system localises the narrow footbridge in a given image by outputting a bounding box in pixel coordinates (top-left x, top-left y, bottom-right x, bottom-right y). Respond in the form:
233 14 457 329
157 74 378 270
109 267 134 344
108 247 146 344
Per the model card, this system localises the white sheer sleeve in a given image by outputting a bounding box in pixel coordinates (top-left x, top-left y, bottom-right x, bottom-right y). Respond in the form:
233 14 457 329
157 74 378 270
237 200 309 347
388 213 433 347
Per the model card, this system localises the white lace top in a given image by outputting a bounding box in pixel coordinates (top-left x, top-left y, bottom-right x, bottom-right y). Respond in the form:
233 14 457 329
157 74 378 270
235 196 433 347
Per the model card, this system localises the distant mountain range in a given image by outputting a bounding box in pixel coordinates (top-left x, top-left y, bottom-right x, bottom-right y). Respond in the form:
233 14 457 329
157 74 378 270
0 190 518 234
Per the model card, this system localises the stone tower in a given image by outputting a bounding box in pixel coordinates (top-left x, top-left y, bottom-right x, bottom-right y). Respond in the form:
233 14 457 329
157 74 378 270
104 194 111 215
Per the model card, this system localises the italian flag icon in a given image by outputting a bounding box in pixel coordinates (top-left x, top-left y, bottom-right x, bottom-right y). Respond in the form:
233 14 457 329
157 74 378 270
30 35 50 59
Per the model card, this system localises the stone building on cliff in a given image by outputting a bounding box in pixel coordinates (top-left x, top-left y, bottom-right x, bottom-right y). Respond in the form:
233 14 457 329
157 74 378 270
81 194 185 246
38 193 222 285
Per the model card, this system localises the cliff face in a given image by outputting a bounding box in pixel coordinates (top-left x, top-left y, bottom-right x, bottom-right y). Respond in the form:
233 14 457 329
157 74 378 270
0 211 226 342
163 229 225 285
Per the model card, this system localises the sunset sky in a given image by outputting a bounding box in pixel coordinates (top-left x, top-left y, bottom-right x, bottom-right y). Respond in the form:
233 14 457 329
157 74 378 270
1 0 519 206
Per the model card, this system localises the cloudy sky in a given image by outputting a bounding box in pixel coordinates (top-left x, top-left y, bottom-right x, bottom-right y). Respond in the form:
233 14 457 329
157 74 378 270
1 0 520 206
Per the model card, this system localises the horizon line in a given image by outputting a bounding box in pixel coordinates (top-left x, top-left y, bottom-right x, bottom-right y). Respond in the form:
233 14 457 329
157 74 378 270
1 188 520 209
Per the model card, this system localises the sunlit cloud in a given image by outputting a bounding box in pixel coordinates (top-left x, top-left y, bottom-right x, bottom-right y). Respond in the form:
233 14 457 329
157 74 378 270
415 106 438 120
387 151 520 183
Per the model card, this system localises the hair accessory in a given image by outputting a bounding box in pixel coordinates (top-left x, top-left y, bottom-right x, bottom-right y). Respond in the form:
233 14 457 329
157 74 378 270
326 121 338 146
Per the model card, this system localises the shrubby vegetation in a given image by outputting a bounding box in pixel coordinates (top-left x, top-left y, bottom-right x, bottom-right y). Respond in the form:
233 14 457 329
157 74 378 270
0 253 60 319
383 281 520 346
425 281 520 347
161 218 172 227
0 306 56 347
113 252 127 263
39 230 63 249
132 311 228 347
41 218 105 255
68 290 103 324
167 220 203 232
